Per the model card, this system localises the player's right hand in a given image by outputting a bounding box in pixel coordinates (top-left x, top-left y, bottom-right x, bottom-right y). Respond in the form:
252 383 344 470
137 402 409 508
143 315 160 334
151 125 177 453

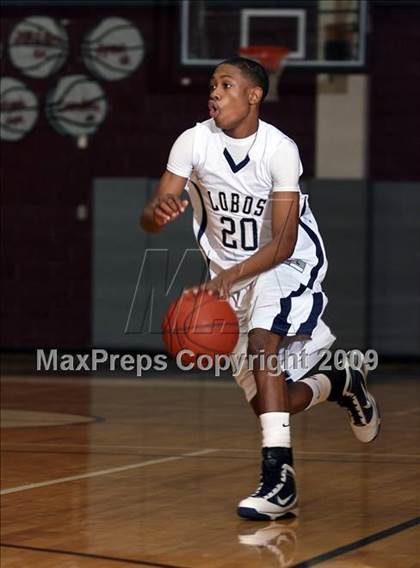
153 195 189 226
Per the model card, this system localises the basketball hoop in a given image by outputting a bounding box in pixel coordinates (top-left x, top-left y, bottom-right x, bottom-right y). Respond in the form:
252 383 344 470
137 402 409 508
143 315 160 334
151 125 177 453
239 45 289 102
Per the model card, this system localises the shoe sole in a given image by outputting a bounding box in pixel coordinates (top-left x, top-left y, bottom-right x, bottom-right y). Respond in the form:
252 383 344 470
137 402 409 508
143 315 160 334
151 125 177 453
237 507 299 521
367 392 382 442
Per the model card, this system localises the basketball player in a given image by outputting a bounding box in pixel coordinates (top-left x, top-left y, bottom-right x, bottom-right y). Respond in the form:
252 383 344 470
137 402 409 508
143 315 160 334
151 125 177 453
140 57 380 521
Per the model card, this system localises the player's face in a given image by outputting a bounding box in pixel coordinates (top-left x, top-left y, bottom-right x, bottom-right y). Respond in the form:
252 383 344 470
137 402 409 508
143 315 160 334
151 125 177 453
208 64 260 132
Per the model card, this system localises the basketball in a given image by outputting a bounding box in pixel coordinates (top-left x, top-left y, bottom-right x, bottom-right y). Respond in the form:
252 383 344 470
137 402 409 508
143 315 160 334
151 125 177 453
82 17 144 81
162 291 239 362
46 74 108 139
0 77 39 142
8 16 69 78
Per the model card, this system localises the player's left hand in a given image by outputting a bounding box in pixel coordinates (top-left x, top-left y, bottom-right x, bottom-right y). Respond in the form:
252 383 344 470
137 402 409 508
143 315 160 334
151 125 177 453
184 270 236 299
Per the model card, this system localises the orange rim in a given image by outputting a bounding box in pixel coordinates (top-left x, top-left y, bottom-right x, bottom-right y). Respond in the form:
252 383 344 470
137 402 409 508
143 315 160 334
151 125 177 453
239 45 290 72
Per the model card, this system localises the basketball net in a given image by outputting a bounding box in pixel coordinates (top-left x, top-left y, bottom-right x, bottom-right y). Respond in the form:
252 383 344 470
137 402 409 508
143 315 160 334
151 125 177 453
239 46 290 102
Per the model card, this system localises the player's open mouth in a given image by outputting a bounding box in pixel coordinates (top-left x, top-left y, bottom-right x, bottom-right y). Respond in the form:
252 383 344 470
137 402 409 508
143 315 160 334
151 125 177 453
208 101 219 119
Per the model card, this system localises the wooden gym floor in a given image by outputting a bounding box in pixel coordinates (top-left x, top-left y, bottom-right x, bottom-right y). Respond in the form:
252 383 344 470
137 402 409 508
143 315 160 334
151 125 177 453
1 366 419 567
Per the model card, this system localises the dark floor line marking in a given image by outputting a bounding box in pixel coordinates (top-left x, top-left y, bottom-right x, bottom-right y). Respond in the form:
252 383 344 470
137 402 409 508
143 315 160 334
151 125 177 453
291 515 420 567
0 543 188 568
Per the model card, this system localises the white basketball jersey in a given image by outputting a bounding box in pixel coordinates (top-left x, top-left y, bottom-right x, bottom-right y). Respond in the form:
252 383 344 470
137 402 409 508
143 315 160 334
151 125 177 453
186 119 327 289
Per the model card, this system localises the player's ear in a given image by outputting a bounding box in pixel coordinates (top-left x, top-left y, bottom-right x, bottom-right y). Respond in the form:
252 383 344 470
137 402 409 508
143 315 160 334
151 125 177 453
249 86 263 106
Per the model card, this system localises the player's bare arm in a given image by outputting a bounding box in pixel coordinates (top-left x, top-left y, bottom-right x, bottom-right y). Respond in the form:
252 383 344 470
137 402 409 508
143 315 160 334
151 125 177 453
140 170 189 233
201 191 299 298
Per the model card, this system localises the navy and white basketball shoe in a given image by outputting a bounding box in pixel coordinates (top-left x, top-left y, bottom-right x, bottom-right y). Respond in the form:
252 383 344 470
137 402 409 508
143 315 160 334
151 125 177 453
237 447 298 521
338 350 381 443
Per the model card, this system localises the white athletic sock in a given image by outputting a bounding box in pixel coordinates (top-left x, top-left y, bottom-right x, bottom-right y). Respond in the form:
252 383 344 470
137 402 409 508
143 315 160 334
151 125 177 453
260 412 291 448
300 373 332 410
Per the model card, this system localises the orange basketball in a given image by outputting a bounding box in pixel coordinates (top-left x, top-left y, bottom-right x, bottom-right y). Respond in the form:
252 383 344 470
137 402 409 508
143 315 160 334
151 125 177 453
162 291 239 362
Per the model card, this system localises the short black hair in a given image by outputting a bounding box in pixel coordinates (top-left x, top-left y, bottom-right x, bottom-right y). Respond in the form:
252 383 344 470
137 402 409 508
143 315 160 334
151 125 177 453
217 56 269 102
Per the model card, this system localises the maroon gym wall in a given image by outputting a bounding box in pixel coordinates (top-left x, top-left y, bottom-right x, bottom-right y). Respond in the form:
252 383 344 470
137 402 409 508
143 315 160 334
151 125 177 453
369 3 420 181
1 4 316 349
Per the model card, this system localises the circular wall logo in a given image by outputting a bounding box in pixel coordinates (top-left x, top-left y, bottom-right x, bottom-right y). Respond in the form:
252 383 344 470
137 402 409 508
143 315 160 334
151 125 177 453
82 17 144 81
8 16 69 79
46 74 108 139
1 77 39 142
